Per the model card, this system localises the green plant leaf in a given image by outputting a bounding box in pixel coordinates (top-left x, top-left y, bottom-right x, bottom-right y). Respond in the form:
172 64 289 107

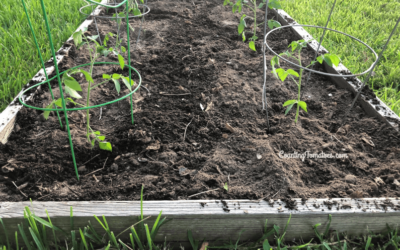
87 35 99 41
242 32 246 42
268 0 281 9
133 8 141 16
54 98 63 108
112 79 121 95
112 74 121 80
43 103 53 120
287 69 299 77
99 142 112 151
224 182 228 191
91 139 95 147
251 35 258 40
258 2 265 8
98 136 105 141
223 0 231 6
122 77 133 91
103 74 111 79
289 41 298 51
72 31 83 47
268 20 281 29
232 4 237 13
94 131 101 135
80 70 94 83
63 76 82 91
121 46 126 53
249 41 256 51
118 54 125 70
316 55 324 64
325 54 341 67
273 68 288 81
65 86 82 99
271 56 279 67
283 100 297 107
238 22 245 35
285 103 294 115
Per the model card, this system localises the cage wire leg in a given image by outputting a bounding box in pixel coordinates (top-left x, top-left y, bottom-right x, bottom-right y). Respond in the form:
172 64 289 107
348 17 400 112
126 0 134 125
21 0 63 129
39 0 80 180
262 0 270 130
303 0 337 92
114 0 121 51
135 0 148 50
91 4 103 46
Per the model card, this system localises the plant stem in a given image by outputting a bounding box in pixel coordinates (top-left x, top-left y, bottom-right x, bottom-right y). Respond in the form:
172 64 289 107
295 50 303 123
253 0 257 37
90 79 110 89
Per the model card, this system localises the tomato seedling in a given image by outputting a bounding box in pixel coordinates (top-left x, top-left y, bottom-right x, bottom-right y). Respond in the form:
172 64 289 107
43 27 135 151
271 39 340 123
224 0 282 51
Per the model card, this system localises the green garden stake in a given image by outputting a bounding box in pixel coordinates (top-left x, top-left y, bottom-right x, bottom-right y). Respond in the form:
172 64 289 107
38 0 80 179
20 0 63 129
126 0 134 125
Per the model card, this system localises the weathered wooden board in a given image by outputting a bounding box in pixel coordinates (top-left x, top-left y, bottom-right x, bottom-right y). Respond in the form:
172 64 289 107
272 9 400 131
1 198 400 244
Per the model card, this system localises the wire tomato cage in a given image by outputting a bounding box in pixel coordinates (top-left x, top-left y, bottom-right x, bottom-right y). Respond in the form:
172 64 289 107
19 0 147 179
260 0 400 129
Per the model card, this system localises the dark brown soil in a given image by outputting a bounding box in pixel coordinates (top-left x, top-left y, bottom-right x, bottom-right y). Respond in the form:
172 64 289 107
1 0 400 202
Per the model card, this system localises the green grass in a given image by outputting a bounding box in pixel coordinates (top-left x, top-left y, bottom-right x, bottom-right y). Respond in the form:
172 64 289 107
0 0 100 112
2 206 400 250
280 0 400 115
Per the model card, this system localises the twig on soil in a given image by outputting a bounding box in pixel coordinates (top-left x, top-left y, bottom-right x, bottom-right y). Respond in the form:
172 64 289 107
183 117 194 142
159 92 191 96
331 134 345 146
256 188 282 202
12 181 28 198
84 157 108 177
67 186 80 197
38 193 52 200
187 188 220 199
82 154 100 166
99 107 102 120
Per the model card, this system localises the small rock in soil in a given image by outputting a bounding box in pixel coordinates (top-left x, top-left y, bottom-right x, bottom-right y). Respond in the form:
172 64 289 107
256 154 262 160
78 166 86 172
130 157 140 167
159 150 178 162
110 163 118 171
138 158 148 163
14 124 21 132
344 174 357 184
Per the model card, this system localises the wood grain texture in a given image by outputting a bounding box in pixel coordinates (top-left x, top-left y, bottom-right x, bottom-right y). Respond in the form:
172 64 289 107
0 0 108 144
272 9 400 131
1 198 400 244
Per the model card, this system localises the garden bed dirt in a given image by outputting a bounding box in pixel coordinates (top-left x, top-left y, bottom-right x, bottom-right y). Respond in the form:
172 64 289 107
1 0 400 202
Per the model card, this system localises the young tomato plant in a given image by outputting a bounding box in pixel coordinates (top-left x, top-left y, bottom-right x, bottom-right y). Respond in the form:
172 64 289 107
43 27 135 151
271 39 340 123
223 0 282 51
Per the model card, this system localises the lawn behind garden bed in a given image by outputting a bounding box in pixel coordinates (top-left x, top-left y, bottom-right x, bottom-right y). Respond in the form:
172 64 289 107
0 0 100 112
281 0 400 115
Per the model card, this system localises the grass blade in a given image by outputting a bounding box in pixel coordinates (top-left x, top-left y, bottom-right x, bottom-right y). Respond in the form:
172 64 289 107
29 227 45 250
0 218 10 250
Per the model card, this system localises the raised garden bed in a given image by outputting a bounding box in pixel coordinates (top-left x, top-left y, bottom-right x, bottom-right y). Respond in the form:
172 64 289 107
1 0 400 244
